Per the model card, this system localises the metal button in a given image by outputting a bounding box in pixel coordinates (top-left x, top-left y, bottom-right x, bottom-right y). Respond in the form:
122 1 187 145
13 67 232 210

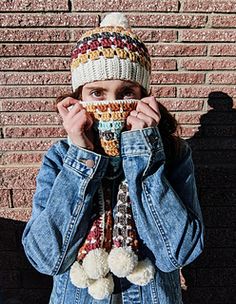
85 159 95 168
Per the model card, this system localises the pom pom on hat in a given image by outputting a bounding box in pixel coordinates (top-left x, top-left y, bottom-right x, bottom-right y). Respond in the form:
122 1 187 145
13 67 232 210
100 12 130 29
127 258 155 286
70 261 93 288
108 247 138 278
88 275 114 300
83 248 109 280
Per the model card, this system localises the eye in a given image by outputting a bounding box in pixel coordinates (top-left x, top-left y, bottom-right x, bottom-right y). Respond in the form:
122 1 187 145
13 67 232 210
90 90 103 99
121 89 136 99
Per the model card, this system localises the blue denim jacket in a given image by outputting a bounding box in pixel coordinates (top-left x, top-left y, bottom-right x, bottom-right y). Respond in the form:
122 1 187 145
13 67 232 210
22 127 204 304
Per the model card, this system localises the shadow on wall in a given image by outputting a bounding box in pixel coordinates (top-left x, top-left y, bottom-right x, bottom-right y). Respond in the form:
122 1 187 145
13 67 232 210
183 92 236 304
0 92 235 304
0 218 52 304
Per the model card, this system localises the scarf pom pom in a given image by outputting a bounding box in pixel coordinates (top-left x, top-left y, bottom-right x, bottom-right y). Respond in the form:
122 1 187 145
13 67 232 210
83 248 109 280
108 247 138 277
127 258 155 286
88 275 114 300
70 261 93 288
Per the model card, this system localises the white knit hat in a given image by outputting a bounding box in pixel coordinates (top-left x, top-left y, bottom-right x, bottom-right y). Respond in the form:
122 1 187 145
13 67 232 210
71 12 151 93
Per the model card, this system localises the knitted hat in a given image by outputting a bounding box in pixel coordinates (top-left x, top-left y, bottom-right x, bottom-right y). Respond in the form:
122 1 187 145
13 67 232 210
71 12 151 93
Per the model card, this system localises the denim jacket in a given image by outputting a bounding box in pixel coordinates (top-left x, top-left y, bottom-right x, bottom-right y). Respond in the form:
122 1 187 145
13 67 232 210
22 127 204 304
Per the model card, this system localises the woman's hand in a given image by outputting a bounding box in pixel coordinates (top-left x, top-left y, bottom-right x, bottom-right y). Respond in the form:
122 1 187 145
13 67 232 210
126 96 161 131
57 97 94 150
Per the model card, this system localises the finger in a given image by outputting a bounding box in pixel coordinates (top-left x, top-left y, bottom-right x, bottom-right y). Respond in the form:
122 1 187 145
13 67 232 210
136 101 160 123
126 115 147 130
67 102 84 119
57 97 79 119
140 96 161 116
66 109 93 132
133 111 157 127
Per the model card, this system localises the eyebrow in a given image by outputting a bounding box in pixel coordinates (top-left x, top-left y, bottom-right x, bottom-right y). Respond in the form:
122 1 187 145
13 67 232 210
84 83 138 91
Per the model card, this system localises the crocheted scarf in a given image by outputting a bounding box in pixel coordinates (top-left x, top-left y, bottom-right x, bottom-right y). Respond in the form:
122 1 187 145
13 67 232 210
69 100 155 300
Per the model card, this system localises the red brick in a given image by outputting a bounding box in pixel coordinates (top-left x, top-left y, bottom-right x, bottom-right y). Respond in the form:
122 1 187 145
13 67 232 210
208 73 236 84
148 44 207 56
1 99 56 112
5 112 61 125
182 0 236 13
1 58 70 71
0 152 44 165
73 0 179 12
181 30 236 42
151 59 177 71
0 72 71 85
178 87 236 98
132 29 177 42
212 15 236 28
0 0 68 11
3 126 66 138
178 126 199 138
0 13 98 27
210 45 236 56
128 14 207 27
0 44 72 56
0 86 71 98
0 139 55 151
1 113 62 126
181 59 236 70
151 73 205 84
176 113 202 124
150 86 176 97
0 29 74 42
0 168 38 189
12 189 35 208
0 190 11 207
0 208 32 221
160 99 204 111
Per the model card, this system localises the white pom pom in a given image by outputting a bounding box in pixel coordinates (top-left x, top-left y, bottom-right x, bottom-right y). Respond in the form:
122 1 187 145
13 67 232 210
100 12 130 29
127 258 155 286
70 261 93 288
88 275 114 300
83 248 109 279
108 247 138 278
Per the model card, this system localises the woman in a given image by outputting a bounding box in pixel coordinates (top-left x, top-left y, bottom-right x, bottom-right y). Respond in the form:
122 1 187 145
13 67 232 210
22 13 204 304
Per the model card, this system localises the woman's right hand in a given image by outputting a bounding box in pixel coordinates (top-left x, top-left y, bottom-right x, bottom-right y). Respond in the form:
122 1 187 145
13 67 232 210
57 97 94 151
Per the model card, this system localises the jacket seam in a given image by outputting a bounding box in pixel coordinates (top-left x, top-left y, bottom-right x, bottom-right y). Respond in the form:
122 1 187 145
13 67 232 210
142 182 181 270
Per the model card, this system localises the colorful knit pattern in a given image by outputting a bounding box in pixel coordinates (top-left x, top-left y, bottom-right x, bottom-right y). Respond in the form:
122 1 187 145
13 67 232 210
77 180 139 262
80 99 138 156
71 26 151 93
113 180 139 252
77 185 113 261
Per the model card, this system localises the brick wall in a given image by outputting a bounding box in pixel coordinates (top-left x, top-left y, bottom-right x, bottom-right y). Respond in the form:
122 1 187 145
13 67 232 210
0 0 235 303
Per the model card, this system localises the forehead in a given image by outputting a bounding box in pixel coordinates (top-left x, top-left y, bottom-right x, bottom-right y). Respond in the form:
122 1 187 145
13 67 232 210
83 80 140 90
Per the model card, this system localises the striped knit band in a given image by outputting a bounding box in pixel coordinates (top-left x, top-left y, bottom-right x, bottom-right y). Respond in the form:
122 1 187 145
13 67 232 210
71 25 151 93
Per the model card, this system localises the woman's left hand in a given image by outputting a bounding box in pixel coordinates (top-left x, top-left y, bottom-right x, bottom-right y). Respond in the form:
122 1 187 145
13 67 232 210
126 96 161 131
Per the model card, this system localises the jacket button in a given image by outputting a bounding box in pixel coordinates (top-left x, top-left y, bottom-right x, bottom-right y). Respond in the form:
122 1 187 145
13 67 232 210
85 159 95 168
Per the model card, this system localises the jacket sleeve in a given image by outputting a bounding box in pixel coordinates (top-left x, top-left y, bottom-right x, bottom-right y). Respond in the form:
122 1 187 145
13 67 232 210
22 141 108 276
121 127 204 272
